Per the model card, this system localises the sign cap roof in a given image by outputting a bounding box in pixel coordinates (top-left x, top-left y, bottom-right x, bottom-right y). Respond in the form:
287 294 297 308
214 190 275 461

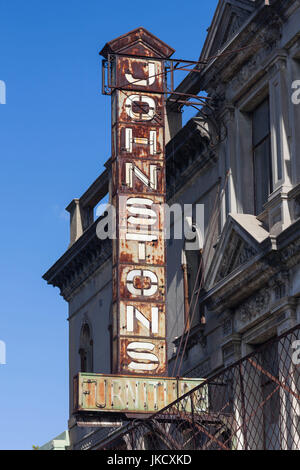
100 27 175 59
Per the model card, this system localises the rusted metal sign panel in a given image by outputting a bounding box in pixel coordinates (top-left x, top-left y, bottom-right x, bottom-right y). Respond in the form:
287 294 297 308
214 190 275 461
74 373 208 414
100 29 174 376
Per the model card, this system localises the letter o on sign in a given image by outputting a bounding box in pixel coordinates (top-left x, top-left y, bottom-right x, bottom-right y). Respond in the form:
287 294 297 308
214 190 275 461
126 269 158 297
125 95 156 121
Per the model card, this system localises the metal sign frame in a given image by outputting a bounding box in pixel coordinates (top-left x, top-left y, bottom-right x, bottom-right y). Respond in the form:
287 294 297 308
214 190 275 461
74 372 208 415
101 30 174 376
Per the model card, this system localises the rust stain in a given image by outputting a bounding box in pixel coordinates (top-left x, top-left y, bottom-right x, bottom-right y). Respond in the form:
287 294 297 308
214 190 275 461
75 373 206 414
104 29 170 376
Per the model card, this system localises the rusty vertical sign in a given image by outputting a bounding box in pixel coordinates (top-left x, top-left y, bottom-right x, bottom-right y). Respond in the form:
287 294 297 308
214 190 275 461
100 29 174 376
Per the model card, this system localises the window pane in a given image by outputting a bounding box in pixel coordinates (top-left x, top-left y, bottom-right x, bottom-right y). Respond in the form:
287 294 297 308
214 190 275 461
254 137 272 214
253 99 270 146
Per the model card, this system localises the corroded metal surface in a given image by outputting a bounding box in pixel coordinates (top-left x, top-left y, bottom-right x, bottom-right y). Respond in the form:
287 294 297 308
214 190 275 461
100 27 175 60
101 29 174 376
94 325 300 451
74 373 207 414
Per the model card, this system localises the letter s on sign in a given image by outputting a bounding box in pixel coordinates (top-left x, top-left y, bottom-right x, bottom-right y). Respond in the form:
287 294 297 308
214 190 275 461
127 342 159 371
127 197 157 227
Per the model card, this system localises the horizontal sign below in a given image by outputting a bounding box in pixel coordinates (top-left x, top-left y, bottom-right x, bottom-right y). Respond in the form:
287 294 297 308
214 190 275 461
74 373 208 415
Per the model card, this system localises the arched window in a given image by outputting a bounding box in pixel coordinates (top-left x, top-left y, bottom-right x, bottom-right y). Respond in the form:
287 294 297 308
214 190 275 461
79 322 93 372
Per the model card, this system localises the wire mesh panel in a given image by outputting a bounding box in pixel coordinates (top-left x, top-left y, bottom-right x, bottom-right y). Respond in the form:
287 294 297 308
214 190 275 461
96 325 300 450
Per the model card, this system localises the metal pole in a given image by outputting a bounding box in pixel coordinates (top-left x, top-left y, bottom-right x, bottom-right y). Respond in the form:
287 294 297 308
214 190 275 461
239 363 248 450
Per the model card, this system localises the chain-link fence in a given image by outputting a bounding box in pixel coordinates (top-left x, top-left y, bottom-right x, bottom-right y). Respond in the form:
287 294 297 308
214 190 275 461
95 324 300 450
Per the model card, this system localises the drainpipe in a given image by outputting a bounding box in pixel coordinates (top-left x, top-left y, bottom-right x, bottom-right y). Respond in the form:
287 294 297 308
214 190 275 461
181 250 190 332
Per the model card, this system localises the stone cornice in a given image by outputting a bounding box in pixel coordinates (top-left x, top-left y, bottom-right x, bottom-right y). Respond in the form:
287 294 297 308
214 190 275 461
204 250 279 313
172 323 206 359
174 0 286 100
202 219 300 312
278 218 300 268
200 0 256 63
43 218 112 301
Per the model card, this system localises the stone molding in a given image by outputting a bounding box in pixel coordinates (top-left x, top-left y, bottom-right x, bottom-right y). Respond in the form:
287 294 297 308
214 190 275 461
43 219 112 301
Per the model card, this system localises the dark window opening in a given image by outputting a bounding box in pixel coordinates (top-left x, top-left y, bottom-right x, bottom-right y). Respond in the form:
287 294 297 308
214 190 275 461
252 98 272 215
183 249 204 329
79 323 93 373
253 340 281 450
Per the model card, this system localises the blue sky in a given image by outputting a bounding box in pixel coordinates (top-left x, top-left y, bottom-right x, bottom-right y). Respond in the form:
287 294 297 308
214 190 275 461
0 0 218 449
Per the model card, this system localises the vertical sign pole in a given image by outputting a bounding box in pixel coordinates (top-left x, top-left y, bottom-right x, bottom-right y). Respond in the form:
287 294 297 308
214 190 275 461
101 29 174 376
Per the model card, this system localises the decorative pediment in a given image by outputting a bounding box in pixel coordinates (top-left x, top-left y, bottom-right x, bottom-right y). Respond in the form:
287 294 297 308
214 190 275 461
205 213 270 289
215 231 257 283
200 0 255 61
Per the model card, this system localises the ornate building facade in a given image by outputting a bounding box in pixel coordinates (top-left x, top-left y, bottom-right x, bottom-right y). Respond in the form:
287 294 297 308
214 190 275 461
43 0 300 450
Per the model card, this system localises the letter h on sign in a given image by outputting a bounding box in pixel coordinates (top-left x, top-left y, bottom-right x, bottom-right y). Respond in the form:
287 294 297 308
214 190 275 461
100 28 175 375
